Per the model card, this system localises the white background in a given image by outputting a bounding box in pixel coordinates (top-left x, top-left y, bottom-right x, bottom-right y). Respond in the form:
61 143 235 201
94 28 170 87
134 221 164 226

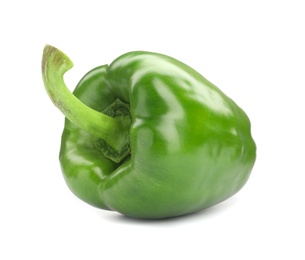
1 0 304 259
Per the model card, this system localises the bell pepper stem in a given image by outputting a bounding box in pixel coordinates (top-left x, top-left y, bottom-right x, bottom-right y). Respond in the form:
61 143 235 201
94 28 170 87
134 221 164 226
41 45 130 157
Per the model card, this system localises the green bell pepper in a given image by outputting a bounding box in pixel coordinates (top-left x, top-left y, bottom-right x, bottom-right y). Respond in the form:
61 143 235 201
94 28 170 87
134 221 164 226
42 45 256 219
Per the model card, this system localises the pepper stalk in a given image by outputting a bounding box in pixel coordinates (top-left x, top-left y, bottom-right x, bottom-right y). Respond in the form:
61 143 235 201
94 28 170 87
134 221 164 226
41 45 130 162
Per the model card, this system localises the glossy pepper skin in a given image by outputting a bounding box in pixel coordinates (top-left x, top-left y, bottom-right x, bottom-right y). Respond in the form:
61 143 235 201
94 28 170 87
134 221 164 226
42 45 256 219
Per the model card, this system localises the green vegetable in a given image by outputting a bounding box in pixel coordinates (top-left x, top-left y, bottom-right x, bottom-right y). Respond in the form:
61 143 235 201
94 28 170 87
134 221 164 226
42 45 256 219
